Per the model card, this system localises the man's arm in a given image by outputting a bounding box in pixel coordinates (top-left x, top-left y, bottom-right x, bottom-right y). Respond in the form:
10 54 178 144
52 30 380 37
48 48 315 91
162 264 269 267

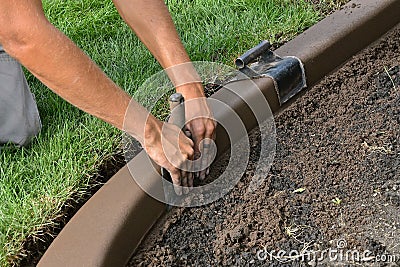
0 0 194 194
0 1 130 131
113 0 216 181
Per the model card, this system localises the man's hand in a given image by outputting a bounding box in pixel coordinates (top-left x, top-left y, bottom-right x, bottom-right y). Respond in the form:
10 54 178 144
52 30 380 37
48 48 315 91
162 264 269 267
143 117 195 195
177 83 217 183
113 0 218 186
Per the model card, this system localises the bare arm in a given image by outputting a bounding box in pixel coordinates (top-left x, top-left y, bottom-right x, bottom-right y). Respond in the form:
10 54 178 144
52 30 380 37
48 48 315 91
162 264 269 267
112 0 198 87
113 0 216 181
0 0 194 193
0 0 132 131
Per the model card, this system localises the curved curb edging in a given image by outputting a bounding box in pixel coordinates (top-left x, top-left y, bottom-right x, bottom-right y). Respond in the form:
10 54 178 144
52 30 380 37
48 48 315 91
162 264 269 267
38 1 400 266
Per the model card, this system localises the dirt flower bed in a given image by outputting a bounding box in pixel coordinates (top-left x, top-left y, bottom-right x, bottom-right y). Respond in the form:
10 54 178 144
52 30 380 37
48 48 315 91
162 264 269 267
129 25 400 266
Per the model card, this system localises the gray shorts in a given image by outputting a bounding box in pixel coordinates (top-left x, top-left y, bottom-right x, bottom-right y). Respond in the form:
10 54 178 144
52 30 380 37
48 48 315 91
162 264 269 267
0 45 41 146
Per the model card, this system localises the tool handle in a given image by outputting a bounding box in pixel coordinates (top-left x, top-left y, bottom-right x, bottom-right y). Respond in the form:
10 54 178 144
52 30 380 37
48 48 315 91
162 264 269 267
162 93 186 185
235 40 271 69
168 93 185 127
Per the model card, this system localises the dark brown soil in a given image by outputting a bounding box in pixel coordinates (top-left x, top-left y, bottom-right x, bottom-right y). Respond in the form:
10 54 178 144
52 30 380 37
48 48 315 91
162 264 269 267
128 25 400 266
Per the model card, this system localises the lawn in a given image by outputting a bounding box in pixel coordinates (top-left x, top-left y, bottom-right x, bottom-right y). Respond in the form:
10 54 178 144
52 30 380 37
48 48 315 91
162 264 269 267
0 0 336 265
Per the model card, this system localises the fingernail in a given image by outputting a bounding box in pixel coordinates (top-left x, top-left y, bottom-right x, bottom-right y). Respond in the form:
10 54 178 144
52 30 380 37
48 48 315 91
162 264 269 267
174 185 182 196
206 168 210 176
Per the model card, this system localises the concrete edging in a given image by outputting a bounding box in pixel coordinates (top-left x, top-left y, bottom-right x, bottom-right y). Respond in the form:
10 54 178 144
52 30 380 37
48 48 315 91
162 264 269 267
38 0 400 266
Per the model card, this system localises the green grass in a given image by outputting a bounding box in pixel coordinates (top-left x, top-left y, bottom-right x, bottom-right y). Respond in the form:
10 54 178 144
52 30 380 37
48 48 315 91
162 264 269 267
0 0 324 265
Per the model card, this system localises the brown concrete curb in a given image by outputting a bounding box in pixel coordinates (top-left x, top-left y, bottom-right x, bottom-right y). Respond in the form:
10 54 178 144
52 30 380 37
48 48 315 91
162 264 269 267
38 0 400 266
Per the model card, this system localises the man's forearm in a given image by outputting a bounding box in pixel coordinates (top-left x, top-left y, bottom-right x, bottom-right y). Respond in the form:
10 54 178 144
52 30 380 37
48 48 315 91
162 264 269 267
0 0 152 142
112 0 205 99
3 25 129 129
